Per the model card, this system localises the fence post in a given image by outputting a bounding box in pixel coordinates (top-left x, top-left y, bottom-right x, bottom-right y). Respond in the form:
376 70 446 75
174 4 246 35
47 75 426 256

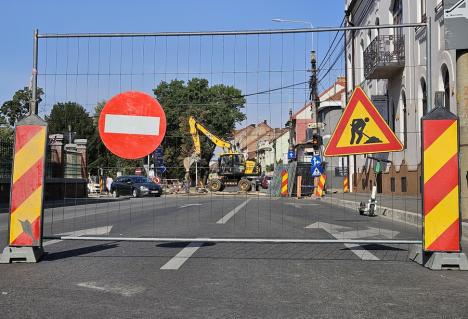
0 115 47 263
420 106 468 270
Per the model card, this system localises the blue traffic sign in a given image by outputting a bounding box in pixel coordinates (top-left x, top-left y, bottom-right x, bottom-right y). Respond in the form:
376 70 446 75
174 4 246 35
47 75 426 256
311 155 322 167
311 155 323 177
311 165 324 177
156 165 166 174
288 150 295 160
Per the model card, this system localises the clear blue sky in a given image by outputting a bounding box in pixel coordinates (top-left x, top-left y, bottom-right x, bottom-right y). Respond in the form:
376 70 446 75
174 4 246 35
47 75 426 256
0 0 345 128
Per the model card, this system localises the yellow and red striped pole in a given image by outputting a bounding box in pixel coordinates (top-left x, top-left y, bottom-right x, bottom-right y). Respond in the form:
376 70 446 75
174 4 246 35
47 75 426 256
281 170 288 197
315 174 326 198
8 116 47 247
422 108 460 252
343 176 349 193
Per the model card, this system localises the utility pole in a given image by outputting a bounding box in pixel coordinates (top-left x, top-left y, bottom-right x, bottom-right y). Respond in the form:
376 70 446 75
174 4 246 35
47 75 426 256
288 108 295 163
309 50 319 134
457 50 468 220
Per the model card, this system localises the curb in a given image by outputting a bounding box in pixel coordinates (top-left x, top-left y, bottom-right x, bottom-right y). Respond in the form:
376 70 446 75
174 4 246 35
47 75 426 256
322 196 468 241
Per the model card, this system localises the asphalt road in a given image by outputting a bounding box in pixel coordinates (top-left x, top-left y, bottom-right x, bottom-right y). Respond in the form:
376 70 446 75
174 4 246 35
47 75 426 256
1 194 468 318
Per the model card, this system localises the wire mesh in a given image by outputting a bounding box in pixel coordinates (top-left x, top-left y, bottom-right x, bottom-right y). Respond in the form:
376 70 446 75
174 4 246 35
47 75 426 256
1 25 431 253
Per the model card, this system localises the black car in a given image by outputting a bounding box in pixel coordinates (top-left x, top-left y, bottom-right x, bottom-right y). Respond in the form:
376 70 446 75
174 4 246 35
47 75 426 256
110 175 162 198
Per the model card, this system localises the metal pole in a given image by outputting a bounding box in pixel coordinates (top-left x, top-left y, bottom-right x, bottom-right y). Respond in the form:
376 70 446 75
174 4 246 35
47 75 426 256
42 235 422 245
31 29 39 115
426 19 432 111
195 160 198 188
37 23 427 39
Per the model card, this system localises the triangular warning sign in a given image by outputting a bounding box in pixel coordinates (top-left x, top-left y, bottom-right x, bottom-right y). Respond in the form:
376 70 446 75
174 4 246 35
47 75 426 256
324 87 403 156
311 167 322 177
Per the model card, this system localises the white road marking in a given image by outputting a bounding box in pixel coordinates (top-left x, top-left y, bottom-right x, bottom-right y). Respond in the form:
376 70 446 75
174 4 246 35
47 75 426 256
43 225 113 247
179 203 203 209
104 114 160 135
306 222 383 261
216 198 252 224
285 203 319 209
77 281 144 297
160 242 204 270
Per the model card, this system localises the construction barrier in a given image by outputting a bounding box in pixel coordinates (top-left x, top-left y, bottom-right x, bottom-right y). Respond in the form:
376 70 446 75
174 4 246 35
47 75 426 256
281 170 288 197
422 107 460 252
1 115 47 263
314 174 326 198
343 176 349 193
420 107 468 270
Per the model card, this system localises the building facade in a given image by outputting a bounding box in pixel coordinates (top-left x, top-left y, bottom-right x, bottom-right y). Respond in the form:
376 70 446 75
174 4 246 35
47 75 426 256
345 0 455 195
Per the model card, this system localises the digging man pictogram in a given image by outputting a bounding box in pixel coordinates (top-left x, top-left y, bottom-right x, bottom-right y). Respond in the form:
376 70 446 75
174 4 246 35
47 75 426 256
350 117 383 145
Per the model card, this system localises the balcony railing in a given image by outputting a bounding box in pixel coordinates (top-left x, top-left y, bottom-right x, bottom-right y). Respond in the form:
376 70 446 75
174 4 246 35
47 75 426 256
363 35 405 79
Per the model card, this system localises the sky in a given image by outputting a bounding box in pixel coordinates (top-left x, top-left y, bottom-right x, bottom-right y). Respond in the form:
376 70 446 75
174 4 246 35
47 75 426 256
0 0 346 129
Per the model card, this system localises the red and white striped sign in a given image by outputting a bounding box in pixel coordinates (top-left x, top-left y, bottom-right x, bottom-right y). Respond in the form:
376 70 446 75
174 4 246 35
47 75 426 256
98 91 167 159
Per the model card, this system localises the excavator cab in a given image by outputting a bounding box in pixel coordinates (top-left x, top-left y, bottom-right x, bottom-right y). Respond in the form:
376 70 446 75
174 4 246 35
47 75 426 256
218 153 246 177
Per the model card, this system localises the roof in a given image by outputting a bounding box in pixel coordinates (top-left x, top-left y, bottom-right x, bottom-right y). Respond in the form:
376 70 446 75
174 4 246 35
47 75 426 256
291 102 312 120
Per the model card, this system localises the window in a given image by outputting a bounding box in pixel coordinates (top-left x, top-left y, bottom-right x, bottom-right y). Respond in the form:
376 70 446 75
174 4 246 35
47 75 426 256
421 77 428 115
401 177 407 193
401 90 407 149
443 65 450 109
392 0 403 36
375 17 380 38
390 177 396 192
420 0 426 22
360 39 365 81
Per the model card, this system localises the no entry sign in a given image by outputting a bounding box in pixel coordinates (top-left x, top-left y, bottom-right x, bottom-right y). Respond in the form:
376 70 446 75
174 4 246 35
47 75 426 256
98 91 167 159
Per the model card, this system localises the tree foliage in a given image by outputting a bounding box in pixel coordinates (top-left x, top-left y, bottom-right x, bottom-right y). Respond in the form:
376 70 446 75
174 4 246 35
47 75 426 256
45 102 95 140
153 78 246 179
0 87 44 127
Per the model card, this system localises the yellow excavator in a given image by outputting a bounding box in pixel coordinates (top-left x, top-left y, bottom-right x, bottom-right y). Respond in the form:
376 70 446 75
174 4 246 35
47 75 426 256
186 116 261 192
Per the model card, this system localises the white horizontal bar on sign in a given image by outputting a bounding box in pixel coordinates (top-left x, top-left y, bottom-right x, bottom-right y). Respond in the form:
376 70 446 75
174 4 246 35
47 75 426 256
104 114 160 136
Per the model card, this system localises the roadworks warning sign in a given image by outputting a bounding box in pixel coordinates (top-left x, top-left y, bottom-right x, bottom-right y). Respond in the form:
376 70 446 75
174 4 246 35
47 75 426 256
324 87 403 156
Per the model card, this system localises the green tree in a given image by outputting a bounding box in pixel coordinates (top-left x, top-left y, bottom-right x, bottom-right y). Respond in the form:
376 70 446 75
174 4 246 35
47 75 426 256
153 78 246 180
46 101 95 140
0 87 44 127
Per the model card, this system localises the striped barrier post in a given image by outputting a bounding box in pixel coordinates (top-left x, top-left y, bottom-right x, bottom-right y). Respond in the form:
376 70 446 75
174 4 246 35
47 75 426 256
420 107 468 270
281 170 288 197
314 174 326 198
1 115 47 263
343 176 349 193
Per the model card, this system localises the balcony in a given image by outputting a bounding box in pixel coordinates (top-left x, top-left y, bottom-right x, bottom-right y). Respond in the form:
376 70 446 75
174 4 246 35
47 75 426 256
364 35 405 79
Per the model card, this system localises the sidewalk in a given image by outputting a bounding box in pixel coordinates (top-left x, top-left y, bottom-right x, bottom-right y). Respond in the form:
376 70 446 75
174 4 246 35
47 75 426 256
322 191 468 240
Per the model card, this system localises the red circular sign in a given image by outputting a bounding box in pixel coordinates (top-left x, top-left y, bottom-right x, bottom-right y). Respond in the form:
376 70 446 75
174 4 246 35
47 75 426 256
98 91 167 159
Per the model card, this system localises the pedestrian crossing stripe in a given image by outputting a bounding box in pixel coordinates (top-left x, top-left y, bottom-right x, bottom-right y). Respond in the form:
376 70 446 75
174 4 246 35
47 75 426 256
324 87 403 156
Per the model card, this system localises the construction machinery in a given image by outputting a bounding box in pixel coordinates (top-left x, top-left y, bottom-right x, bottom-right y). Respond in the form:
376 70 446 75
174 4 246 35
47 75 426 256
186 116 261 192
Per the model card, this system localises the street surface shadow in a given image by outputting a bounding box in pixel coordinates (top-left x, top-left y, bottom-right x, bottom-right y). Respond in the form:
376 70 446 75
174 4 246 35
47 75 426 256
42 243 119 261
341 244 406 251
157 242 216 248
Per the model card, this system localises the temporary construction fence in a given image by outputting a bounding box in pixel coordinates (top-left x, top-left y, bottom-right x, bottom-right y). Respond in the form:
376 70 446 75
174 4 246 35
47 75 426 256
2 21 466 269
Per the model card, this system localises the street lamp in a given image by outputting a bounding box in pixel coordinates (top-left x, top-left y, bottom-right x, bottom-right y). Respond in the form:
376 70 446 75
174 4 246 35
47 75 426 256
272 18 315 50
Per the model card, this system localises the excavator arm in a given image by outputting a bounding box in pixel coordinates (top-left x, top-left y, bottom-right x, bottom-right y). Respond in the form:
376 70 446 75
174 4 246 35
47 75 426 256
189 116 232 156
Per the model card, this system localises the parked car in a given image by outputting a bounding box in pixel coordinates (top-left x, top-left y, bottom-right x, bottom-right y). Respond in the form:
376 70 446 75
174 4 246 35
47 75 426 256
110 175 162 198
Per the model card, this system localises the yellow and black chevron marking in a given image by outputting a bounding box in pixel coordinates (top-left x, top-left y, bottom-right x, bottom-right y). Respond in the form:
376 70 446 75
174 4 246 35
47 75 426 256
9 124 47 246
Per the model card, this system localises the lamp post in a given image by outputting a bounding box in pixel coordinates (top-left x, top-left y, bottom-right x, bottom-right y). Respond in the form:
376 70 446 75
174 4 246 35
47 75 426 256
272 18 314 50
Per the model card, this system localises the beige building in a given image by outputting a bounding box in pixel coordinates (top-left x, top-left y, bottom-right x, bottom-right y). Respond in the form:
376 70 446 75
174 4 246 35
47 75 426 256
345 0 455 195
